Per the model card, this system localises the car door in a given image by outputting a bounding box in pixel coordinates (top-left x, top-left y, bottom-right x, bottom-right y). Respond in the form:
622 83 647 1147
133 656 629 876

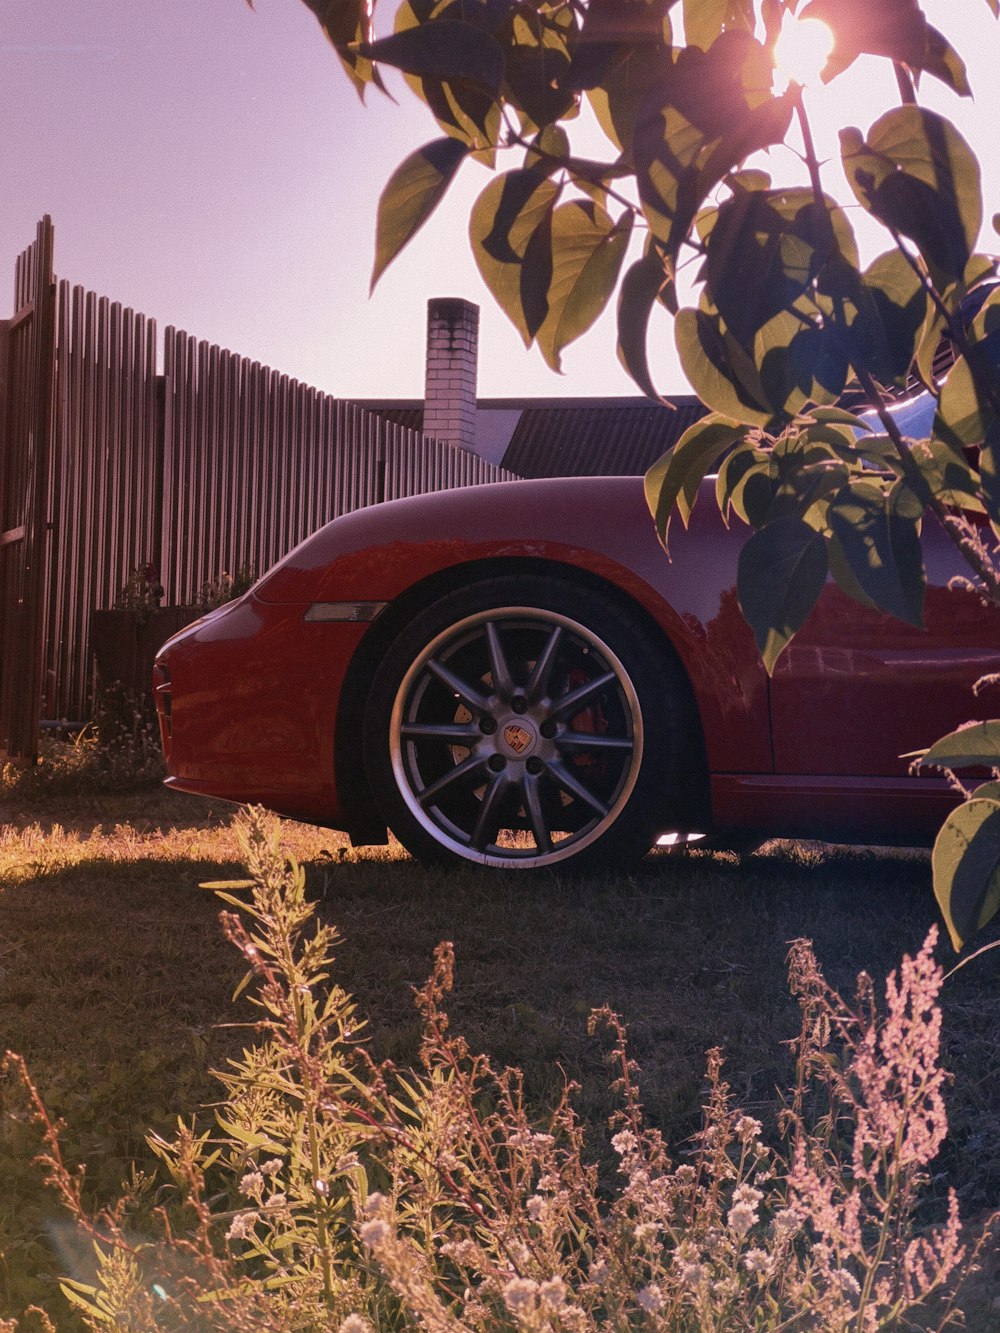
769 511 1000 778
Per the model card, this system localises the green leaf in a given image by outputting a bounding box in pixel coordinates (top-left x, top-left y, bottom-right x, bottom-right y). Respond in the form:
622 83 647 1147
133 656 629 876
773 455 850 526
740 467 782 528
60 1281 112 1322
980 417 1000 514
476 167 554 265
535 203 632 371
915 302 949 391
933 798 1000 949
303 0 372 44
389 0 502 146
705 192 813 346
581 4 674 154
825 481 925 625
232 968 255 1002
215 1115 287 1153
633 103 709 253
934 353 996 450
808 406 874 433
737 516 828 672
840 108 982 283
523 124 570 171
705 189 858 352
825 527 881 613
754 309 848 418
503 40 576 130
470 170 559 344
909 435 985 512
676 307 774 427
800 1 970 95
645 415 746 545
301 0 383 96
362 22 504 95
923 25 972 97
921 720 1000 770
634 34 792 267
850 249 930 386
371 139 470 291
715 443 771 524
617 249 670 399
521 203 554 339
966 253 999 288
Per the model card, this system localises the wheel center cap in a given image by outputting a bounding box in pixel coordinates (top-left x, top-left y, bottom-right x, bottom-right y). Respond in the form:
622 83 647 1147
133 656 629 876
502 721 536 756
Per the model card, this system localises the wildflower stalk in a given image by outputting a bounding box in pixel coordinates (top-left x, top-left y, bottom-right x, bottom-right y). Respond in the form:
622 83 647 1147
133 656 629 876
298 979 337 1312
2 810 991 1331
855 1128 903 1332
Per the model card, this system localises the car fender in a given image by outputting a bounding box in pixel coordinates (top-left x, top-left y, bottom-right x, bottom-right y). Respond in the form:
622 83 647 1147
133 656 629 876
254 477 772 779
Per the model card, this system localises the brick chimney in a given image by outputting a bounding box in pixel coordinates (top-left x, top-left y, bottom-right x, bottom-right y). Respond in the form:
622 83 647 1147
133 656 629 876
423 297 478 453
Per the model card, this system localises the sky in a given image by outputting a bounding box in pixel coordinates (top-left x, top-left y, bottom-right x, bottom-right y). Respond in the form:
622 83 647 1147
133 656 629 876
3 0 1000 401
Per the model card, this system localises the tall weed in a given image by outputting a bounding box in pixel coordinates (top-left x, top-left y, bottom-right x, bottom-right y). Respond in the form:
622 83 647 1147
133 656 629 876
3 808 993 1330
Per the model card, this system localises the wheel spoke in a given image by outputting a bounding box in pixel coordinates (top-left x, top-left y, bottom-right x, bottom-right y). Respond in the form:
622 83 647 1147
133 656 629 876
545 759 610 817
426 658 491 713
485 621 515 698
470 771 511 850
401 722 480 743
549 670 617 722
557 731 633 753
521 772 553 855
416 753 488 808
526 626 563 702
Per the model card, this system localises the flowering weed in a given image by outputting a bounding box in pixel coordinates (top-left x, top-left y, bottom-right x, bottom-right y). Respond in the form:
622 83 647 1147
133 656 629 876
2 808 994 1330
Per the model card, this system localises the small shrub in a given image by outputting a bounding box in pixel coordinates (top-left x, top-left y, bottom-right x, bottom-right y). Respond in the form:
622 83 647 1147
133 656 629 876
196 568 257 611
3 809 994 1330
114 565 164 622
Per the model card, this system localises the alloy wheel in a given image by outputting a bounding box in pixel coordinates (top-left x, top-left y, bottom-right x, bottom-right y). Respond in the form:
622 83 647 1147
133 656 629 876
388 607 644 867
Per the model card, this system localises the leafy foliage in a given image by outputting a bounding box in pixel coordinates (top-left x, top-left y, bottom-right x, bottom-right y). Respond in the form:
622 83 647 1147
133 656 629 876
0 686 164 798
287 0 1000 940
196 567 258 611
114 564 164 622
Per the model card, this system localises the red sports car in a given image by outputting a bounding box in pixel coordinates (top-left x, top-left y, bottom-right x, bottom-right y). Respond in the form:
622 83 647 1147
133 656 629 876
153 454 1000 871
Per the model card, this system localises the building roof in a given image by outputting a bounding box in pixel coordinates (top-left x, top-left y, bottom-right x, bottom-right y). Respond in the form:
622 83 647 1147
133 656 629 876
499 397 707 477
355 395 709 479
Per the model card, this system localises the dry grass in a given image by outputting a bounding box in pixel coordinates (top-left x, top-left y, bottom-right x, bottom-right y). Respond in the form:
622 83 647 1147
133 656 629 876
1 778 999 1323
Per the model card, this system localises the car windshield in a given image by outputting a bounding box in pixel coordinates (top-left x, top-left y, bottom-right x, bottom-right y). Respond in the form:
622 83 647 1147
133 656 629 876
857 390 937 443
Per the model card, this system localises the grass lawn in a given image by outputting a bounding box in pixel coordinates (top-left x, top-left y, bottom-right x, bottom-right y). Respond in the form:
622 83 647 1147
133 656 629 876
1 775 999 1323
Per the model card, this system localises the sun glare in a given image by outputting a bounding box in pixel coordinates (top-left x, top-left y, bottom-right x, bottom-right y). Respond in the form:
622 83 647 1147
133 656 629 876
773 15 835 91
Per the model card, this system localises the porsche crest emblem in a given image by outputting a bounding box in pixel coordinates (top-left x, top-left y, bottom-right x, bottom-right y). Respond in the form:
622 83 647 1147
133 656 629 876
503 723 534 755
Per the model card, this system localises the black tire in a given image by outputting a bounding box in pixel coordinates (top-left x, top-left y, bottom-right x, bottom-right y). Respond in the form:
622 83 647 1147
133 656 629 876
362 575 697 871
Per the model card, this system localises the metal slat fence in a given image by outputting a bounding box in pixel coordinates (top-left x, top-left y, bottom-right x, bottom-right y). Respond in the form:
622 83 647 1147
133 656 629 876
38 296 514 721
48 284 161 720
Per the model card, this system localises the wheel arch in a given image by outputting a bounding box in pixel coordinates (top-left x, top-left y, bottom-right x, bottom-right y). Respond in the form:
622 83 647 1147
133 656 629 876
334 556 712 846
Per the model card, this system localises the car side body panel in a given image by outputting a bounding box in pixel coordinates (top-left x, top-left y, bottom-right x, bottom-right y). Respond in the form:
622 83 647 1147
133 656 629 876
158 477 769 827
155 474 989 847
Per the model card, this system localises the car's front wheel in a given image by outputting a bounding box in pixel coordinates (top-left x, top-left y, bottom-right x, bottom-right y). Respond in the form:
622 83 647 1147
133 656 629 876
363 576 695 871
